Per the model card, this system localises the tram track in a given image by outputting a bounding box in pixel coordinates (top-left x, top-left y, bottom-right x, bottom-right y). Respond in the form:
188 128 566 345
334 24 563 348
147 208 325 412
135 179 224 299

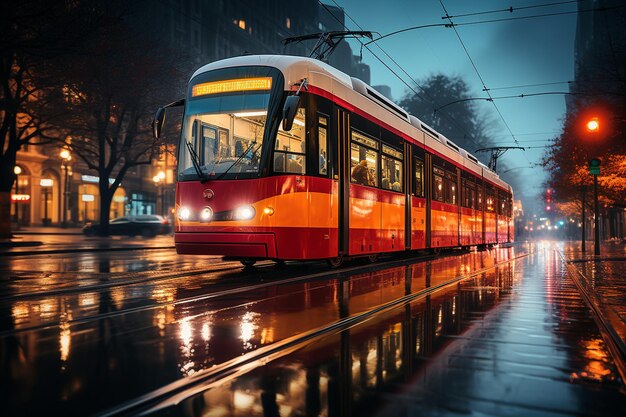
1 249 477 336
0 245 175 257
0 260 256 301
96 249 531 417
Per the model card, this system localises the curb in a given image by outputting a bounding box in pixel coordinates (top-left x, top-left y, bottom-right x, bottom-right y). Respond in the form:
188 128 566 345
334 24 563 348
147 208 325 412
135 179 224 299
0 241 44 248
558 250 626 388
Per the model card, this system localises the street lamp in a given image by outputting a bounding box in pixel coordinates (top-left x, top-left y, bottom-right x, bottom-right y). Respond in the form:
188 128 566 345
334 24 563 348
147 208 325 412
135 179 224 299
13 165 22 226
60 149 72 227
153 171 165 216
589 158 602 256
586 117 600 133
40 178 53 226
581 113 602 256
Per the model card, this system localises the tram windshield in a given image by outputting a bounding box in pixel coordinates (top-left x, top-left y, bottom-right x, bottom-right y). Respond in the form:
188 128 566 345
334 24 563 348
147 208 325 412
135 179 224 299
178 75 275 181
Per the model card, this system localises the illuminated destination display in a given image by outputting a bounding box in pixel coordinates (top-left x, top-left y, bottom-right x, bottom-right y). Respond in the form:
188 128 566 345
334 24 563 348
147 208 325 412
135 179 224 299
191 77 272 97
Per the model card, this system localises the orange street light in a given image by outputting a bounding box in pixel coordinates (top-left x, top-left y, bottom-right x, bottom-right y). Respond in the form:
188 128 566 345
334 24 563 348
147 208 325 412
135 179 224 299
586 117 599 133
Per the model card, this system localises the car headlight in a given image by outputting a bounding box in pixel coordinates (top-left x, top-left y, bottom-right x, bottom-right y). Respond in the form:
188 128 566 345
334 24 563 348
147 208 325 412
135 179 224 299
177 206 191 221
234 205 255 220
200 207 213 222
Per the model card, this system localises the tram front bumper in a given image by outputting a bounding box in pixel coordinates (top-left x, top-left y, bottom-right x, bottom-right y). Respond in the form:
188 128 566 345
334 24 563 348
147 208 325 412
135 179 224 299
175 232 277 259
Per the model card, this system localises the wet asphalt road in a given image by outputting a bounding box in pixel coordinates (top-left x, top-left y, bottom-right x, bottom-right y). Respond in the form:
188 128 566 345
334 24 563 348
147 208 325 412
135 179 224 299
1 242 624 416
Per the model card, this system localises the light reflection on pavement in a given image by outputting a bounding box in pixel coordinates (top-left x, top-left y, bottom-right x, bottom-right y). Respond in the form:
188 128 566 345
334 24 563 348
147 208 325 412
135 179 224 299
1 243 624 416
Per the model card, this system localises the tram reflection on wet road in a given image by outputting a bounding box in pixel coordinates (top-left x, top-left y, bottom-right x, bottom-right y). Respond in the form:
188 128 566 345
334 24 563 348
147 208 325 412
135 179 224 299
151 246 624 417
2 244 625 416
148 258 515 417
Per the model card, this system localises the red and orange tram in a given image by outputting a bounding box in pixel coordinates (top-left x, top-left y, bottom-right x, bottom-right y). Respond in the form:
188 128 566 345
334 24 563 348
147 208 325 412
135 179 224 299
153 55 513 267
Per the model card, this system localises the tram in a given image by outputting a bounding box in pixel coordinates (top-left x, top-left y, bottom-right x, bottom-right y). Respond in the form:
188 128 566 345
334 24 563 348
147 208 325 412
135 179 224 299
153 55 513 267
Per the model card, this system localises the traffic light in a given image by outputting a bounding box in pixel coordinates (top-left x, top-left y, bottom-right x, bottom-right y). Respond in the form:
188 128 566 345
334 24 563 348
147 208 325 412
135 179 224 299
545 188 552 212
586 117 600 133
589 158 601 175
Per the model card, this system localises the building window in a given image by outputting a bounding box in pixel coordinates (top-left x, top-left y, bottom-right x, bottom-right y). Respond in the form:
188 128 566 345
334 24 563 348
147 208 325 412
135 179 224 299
235 19 246 30
285 17 291 29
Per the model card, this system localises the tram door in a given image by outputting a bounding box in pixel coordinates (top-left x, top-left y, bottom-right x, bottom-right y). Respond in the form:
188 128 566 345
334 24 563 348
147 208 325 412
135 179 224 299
335 107 350 256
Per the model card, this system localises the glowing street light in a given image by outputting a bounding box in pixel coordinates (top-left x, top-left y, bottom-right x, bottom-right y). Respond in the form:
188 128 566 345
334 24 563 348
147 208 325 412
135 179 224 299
60 149 72 227
586 117 600 133
153 171 166 215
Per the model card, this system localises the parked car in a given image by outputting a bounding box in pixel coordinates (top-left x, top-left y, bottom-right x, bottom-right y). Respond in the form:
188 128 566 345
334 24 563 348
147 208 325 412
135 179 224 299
83 215 171 237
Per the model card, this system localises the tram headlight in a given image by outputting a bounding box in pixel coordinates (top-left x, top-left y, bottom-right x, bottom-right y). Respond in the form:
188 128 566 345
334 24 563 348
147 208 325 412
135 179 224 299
200 207 213 222
177 206 191 221
234 205 255 220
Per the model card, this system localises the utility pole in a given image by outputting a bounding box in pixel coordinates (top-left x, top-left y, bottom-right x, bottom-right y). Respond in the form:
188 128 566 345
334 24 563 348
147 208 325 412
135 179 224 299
474 147 525 172
589 159 601 256
581 186 586 253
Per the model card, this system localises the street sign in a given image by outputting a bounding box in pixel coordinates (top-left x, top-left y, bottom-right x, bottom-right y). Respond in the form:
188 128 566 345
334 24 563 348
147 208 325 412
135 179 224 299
588 158 601 175
11 194 30 202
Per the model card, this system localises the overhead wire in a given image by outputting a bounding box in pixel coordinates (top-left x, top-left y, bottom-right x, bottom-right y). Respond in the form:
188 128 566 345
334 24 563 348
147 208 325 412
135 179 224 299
365 3 625 49
448 4 626 28
485 80 573 91
321 0 486 151
443 0 584 19
439 0 535 167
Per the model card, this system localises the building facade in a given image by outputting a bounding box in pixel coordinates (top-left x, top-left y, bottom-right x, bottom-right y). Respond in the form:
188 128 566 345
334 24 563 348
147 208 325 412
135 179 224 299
13 0 375 227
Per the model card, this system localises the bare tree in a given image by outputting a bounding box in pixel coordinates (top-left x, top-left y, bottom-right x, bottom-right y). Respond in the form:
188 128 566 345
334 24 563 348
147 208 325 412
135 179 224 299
0 0 103 237
56 19 181 236
399 74 497 155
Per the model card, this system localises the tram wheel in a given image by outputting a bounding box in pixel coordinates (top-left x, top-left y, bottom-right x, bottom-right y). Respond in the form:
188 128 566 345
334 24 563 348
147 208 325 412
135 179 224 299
240 259 257 267
326 255 344 269
367 254 378 263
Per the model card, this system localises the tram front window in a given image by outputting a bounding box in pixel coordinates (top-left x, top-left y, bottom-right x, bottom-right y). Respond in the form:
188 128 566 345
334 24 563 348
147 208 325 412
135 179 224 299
178 76 274 181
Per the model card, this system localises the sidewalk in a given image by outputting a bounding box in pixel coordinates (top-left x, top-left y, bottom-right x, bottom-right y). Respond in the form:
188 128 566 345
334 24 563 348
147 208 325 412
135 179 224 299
12 226 83 235
0 228 175 255
561 240 626 370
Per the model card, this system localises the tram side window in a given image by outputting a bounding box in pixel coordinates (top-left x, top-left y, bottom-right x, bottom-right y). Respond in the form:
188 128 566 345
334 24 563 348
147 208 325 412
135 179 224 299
433 167 444 202
462 180 475 209
414 158 424 197
381 145 403 192
444 175 457 205
486 191 495 212
477 187 483 211
350 130 378 187
318 115 328 176
274 108 306 174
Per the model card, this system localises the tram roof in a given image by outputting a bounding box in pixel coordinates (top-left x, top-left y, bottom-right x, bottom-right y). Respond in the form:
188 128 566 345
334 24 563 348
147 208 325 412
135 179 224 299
192 55 510 191
192 55 353 88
